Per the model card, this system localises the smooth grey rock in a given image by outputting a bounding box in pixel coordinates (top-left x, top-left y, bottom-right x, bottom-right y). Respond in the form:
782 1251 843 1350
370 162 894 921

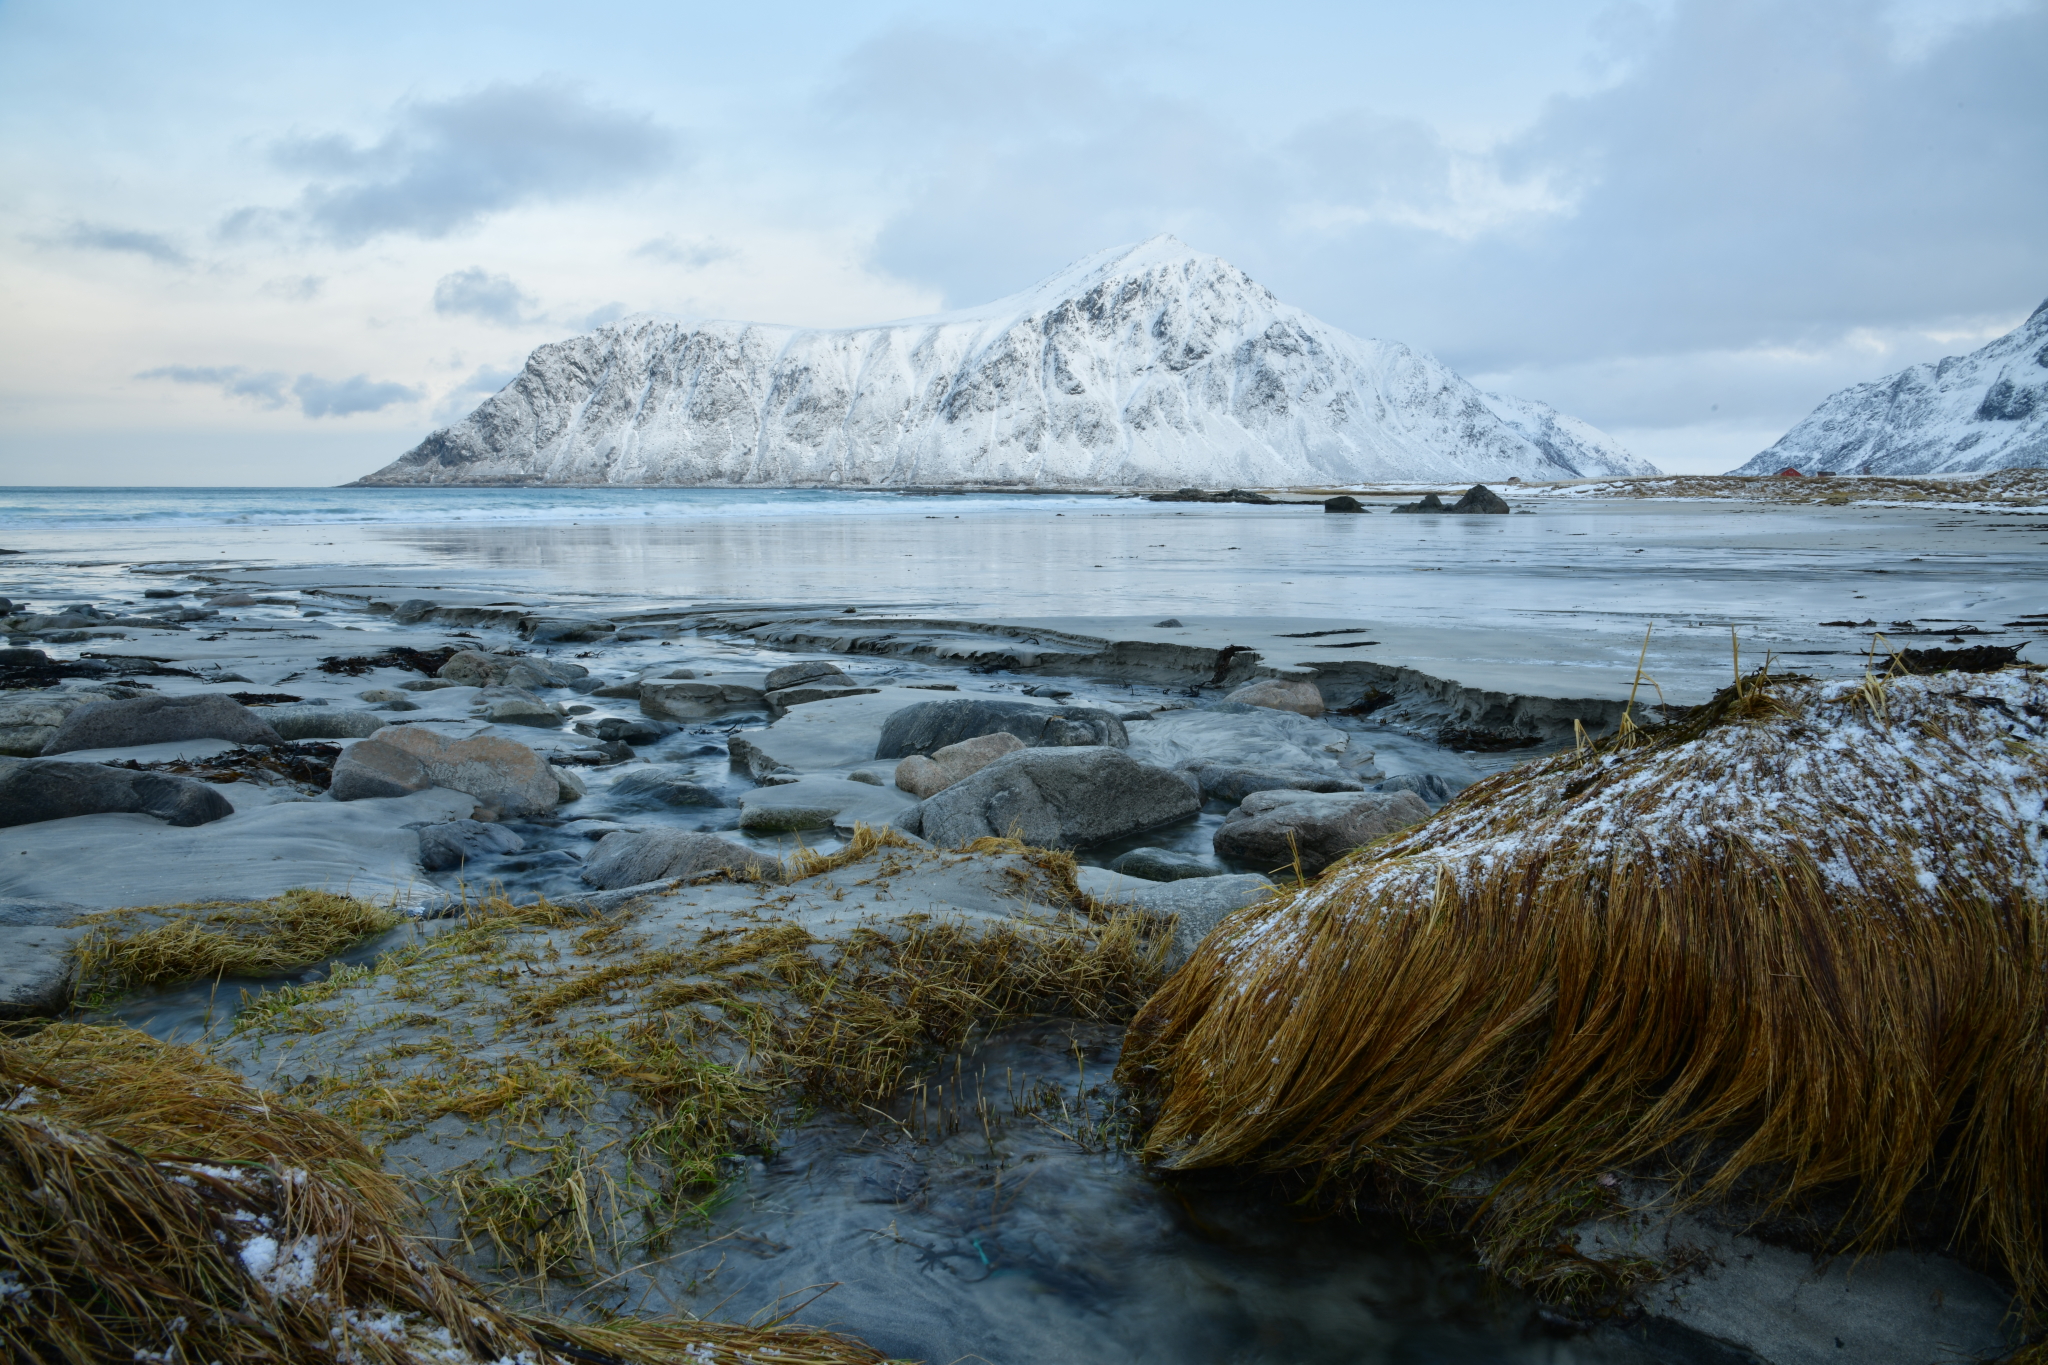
575 716 673 745
590 680 643 699
1124 705 1358 775
1108 847 1221 882
524 617 616 643
609 768 726 808
481 695 563 728
0 757 234 828
0 923 86 1019
766 683 879 710
399 678 465 692
1373 772 1458 805
417 819 527 872
1323 495 1366 512
1188 764 1365 803
0 692 96 757
262 705 388 740
389 598 437 624
1154 618 1183 627
764 661 853 692
875 698 1128 759
40 693 283 755
375 700 422 712
437 649 586 689
736 776 915 833
1223 677 1325 718
332 728 564 817
919 746 1200 850
1390 492 1446 513
581 830 779 888
1450 483 1510 514
641 679 767 719
1213 788 1430 875
1123 874 1277 969
358 689 409 703
894 731 1026 799
329 740 432 801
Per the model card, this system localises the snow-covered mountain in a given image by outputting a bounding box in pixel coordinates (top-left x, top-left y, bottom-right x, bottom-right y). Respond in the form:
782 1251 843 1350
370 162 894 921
355 237 1656 488
1730 300 2048 476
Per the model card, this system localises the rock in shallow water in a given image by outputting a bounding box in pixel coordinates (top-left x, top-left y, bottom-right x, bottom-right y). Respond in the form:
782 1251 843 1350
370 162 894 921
875 697 1128 759
1187 763 1364 803
39 693 282 755
581 829 778 888
1223 678 1325 718
417 818 526 871
609 768 726 808
919 746 1200 850
0 758 234 828
1212 788 1430 875
1108 847 1219 882
763 661 853 692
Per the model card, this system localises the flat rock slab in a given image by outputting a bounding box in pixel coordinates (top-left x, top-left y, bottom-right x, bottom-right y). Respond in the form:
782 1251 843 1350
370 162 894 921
0 922 86 1019
0 786 473 909
41 693 282 755
1124 705 1358 773
735 776 917 833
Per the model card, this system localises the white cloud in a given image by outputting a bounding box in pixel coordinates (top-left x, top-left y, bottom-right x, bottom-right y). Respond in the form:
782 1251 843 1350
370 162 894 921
138 364 421 418
432 267 538 326
223 81 678 248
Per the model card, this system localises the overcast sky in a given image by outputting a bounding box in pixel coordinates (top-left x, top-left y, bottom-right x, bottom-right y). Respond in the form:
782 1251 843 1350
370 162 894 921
1 0 2042 484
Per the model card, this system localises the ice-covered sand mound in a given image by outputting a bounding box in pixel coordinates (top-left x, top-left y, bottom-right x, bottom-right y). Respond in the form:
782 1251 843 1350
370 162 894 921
1121 666 2048 1304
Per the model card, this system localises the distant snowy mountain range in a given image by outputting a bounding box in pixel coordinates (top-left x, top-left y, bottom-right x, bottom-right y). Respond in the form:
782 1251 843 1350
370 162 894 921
353 237 1656 489
1732 300 2048 476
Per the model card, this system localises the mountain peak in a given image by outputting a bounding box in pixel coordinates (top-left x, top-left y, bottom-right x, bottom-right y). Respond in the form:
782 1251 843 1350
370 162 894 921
1730 302 2048 476
354 240 1654 489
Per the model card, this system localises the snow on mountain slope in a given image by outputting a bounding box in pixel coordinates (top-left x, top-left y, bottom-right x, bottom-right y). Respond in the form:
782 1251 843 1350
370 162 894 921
1730 300 2048 476
355 237 1657 488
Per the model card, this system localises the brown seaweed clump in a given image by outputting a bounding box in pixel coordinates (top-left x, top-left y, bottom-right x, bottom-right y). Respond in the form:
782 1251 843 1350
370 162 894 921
0 1025 893 1365
1119 666 2048 1306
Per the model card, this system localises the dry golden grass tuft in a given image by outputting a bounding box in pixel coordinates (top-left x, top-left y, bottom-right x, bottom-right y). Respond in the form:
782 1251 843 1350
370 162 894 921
1120 665 2048 1308
0 1024 898 1365
72 889 402 996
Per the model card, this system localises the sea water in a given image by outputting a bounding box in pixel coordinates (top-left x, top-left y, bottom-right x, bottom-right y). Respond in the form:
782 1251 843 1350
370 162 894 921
3 485 2042 703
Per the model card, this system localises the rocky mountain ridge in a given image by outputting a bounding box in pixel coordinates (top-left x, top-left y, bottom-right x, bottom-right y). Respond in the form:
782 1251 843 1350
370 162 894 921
1731 300 2048 476
355 236 1657 489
